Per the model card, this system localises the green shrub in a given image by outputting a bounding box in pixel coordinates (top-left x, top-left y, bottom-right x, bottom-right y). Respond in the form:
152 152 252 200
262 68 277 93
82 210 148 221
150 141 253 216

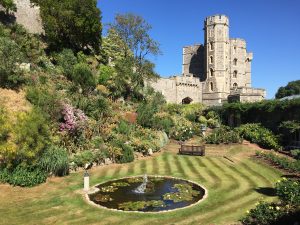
137 102 155 128
290 149 300 160
54 49 78 78
241 201 285 225
237 123 280 150
98 65 115 85
38 145 69 176
73 94 111 119
72 151 94 167
118 144 134 164
198 115 207 125
276 178 300 206
0 165 47 187
115 120 133 135
206 111 219 120
26 85 62 120
169 115 194 141
256 151 300 173
152 113 174 135
0 108 51 167
0 36 25 88
181 103 204 122
207 118 219 128
71 63 96 92
165 103 183 115
205 126 242 144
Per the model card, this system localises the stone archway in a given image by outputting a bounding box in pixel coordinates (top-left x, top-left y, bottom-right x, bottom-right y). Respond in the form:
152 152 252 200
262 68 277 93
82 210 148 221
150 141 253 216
182 97 193 104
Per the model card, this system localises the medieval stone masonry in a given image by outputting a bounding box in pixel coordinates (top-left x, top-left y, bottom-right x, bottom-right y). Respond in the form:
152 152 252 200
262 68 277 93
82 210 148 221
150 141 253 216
149 15 266 106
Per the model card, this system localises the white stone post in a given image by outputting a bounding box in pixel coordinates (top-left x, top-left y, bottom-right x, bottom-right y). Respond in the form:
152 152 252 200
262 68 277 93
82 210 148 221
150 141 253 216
84 170 89 192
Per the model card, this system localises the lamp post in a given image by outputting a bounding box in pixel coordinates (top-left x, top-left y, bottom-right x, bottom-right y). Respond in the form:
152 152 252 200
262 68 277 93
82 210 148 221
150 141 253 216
200 124 207 137
84 170 89 192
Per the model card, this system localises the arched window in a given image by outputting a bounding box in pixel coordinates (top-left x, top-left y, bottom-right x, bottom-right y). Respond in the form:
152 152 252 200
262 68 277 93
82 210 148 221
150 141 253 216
210 68 214 77
210 56 213 64
233 47 236 53
233 70 238 78
210 43 214 50
245 58 250 63
233 58 238 66
210 82 214 91
233 83 238 89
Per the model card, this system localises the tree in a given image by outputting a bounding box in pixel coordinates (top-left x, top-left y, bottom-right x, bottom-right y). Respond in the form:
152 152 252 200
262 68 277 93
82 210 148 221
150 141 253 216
0 0 17 14
32 0 102 53
275 80 300 99
108 13 160 76
0 36 24 88
100 28 130 64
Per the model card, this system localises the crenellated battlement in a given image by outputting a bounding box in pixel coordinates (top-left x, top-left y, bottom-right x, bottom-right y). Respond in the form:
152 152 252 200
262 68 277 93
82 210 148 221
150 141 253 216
205 14 229 26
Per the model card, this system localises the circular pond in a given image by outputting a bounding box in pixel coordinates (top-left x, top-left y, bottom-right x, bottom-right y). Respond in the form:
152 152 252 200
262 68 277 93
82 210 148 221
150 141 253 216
87 175 206 212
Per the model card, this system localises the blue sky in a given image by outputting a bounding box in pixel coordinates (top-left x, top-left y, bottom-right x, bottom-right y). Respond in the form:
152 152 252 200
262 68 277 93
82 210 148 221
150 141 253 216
98 0 300 99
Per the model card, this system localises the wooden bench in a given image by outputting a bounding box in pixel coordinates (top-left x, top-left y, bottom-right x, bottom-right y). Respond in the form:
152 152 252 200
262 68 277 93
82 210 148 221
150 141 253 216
179 144 205 156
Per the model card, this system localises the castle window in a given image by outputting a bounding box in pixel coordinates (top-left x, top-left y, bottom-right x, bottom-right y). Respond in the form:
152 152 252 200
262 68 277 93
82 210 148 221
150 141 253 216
233 58 238 66
234 47 236 53
233 70 237 78
210 43 214 50
210 56 213 64
210 68 214 77
245 58 250 63
233 83 238 89
210 82 214 91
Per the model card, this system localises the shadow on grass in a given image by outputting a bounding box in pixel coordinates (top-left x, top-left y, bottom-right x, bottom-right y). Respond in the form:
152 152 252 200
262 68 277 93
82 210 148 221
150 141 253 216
281 174 300 179
254 187 277 196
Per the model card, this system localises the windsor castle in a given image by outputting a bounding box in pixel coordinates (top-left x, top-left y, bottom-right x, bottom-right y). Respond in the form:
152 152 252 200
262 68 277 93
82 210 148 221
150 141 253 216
149 15 266 106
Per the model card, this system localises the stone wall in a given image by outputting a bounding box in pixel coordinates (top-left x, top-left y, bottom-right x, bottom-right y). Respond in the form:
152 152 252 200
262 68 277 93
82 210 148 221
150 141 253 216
14 0 43 34
148 76 202 104
0 0 43 33
229 38 252 88
182 44 205 80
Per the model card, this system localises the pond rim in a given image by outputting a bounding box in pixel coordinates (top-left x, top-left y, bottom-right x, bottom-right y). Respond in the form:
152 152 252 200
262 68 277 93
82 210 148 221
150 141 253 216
84 174 208 214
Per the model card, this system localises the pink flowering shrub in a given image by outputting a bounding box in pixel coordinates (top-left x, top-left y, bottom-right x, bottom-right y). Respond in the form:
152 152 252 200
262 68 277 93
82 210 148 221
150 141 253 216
59 103 87 133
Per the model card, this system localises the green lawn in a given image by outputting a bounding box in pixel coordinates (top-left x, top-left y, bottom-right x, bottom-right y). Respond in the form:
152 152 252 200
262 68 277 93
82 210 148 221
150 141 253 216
0 144 282 225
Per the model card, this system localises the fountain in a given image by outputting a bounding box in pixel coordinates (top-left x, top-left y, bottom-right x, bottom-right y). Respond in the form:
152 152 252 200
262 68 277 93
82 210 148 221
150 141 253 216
133 174 148 194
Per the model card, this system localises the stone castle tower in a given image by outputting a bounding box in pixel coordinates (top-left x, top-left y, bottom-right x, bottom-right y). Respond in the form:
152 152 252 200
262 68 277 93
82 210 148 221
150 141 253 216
151 14 266 105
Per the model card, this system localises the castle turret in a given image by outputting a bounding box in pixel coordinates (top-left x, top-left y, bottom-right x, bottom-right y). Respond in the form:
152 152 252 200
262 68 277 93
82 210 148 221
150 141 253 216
203 15 230 105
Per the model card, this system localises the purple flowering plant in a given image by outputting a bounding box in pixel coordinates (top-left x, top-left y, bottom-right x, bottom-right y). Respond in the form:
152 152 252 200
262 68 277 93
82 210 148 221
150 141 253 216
59 103 87 133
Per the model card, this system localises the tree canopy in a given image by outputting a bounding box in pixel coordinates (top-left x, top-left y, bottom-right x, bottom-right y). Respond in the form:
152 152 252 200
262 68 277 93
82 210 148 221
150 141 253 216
275 80 300 99
108 13 161 67
32 0 102 53
0 0 16 14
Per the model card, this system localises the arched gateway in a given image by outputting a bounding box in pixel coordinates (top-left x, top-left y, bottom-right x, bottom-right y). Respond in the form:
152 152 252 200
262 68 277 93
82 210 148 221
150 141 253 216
182 97 193 104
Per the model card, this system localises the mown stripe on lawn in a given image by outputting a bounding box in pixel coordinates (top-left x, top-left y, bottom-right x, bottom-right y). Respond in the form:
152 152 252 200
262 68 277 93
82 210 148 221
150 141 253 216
170 158 257 224
187 162 265 223
183 156 207 182
127 161 136 175
140 159 147 174
200 158 222 188
162 153 173 175
171 154 188 178
151 156 159 174
111 165 122 178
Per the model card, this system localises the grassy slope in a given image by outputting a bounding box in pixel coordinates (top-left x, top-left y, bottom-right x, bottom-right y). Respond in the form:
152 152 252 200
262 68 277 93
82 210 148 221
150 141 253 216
0 143 282 225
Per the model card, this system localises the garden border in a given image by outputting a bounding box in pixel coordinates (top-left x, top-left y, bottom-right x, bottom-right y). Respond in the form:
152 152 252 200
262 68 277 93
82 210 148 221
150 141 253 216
83 174 208 214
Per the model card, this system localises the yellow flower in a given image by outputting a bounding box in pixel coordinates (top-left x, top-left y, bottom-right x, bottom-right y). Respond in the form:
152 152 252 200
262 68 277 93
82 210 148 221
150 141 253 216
246 210 250 214
276 206 280 211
